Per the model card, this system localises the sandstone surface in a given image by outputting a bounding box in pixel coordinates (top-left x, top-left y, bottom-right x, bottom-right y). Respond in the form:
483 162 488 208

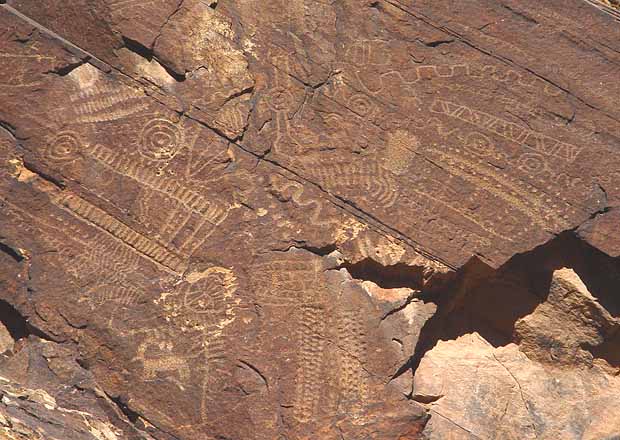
0 0 619 439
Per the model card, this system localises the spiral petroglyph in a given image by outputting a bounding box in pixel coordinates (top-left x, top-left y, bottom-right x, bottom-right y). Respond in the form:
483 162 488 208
139 118 183 161
46 131 82 163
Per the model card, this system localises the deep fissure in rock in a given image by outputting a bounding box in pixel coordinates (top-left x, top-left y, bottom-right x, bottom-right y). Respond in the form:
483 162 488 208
121 35 186 82
0 241 24 262
0 299 53 343
409 232 620 377
339 258 427 289
0 299 28 341
109 394 140 425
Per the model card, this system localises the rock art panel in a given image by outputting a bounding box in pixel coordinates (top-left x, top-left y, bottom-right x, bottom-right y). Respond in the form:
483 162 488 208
243 248 430 439
1 0 620 439
235 0 619 267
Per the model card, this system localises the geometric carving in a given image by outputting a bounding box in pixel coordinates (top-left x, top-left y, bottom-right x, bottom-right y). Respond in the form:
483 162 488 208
54 193 186 273
3 3 618 439
308 162 399 209
107 0 154 13
517 152 548 175
337 308 369 415
46 131 82 163
177 267 238 328
382 129 417 175
89 284 143 307
250 251 331 425
84 143 229 221
430 98 582 163
293 304 326 423
463 131 496 158
347 93 377 119
68 70 150 124
270 176 337 227
251 255 324 306
139 118 184 161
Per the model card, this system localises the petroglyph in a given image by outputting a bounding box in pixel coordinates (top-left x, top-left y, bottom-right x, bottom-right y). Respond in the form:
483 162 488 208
213 104 247 137
337 308 369 415
407 102 587 233
50 132 234 262
308 162 399 209
83 142 231 224
183 134 228 181
345 40 393 67
45 131 83 163
267 84 307 156
1 3 618 439
339 58 471 96
381 129 418 175
1 199 81 257
132 333 193 390
293 304 327 423
164 207 227 257
1 196 154 331
270 176 338 227
405 182 518 243
406 194 493 249
440 82 546 120
430 99 582 162
416 117 588 225
413 64 471 82
0 53 56 87
178 267 239 326
107 0 156 12
251 252 331 424
53 193 186 273
87 283 143 307
158 266 238 421
423 148 575 231
347 93 378 119
139 118 184 161
251 255 324 307
67 64 149 124
407 63 562 96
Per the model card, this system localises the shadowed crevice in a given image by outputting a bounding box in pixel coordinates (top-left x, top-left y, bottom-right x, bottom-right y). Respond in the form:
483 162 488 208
408 231 620 377
585 329 620 367
104 390 185 440
121 35 186 82
423 39 455 47
0 119 17 137
339 258 426 289
44 58 89 76
108 394 140 424
0 241 24 262
294 242 339 257
0 299 54 343
0 299 28 341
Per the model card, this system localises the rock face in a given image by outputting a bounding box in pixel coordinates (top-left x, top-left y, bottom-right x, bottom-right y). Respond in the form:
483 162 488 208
414 269 620 439
0 0 619 439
